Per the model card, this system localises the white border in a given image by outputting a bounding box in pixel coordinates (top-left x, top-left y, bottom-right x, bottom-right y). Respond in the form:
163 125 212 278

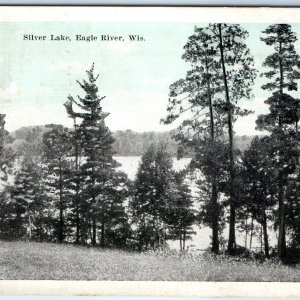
0 6 298 23
0 281 300 296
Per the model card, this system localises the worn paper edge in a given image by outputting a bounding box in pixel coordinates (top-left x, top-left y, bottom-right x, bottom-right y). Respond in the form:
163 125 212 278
0 5 300 297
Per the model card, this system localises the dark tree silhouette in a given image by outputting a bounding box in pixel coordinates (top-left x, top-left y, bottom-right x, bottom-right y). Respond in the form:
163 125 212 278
64 64 129 246
43 124 73 242
256 24 300 260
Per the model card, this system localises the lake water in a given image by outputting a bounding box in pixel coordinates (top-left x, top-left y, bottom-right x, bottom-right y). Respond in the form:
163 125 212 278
115 156 277 251
115 156 192 180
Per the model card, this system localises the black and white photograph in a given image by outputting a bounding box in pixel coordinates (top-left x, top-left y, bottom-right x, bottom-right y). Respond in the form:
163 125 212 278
0 6 300 293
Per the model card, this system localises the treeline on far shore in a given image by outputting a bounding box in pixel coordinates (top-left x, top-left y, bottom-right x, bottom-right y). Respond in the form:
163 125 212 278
9 126 255 157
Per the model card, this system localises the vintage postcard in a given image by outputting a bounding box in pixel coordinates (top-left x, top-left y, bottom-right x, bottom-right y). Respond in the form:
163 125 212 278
0 5 300 296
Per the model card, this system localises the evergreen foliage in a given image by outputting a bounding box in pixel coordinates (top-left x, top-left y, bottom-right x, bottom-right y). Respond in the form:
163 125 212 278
256 24 300 260
43 124 73 242
131 144 196 250
64 64 130 246
162 23 257 254
164 171 196 251
239 136 277 257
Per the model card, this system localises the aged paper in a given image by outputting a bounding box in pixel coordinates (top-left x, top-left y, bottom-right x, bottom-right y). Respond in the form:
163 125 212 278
0 5 300 296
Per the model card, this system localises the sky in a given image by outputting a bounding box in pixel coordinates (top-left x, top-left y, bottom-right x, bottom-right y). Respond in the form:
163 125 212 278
1 22 300 135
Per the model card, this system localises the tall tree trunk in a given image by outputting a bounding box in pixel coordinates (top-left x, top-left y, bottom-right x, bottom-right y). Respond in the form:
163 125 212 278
218 23 236 255
278 181 287 259
205 52 215 143
278 41 287 261
211 180 219 254
91 160 97 246
58 163 64 243
75 196 80 244
140 214 146 251
205 52 219 254
262 212 270 258
260 224 263 254
245 216 248 249
74 119 80 244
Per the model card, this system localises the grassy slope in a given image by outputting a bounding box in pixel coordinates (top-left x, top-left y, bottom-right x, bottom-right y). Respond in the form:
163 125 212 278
0 241 299 281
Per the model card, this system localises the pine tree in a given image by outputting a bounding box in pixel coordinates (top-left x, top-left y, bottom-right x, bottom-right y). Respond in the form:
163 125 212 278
213 23 257 254
240 136 277 257
11 161 46 240
162 26 227 254
256 24 300 260
64 64 130 246
66 127 84 244
193 140 229 251
4 121 48 240
131 144 174 250
164 170 196 251
94 171 131 248
162 24 256 254
43 124 73 242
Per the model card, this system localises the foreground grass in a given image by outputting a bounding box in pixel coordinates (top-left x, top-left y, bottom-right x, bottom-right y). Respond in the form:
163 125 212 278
0 241 299 281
